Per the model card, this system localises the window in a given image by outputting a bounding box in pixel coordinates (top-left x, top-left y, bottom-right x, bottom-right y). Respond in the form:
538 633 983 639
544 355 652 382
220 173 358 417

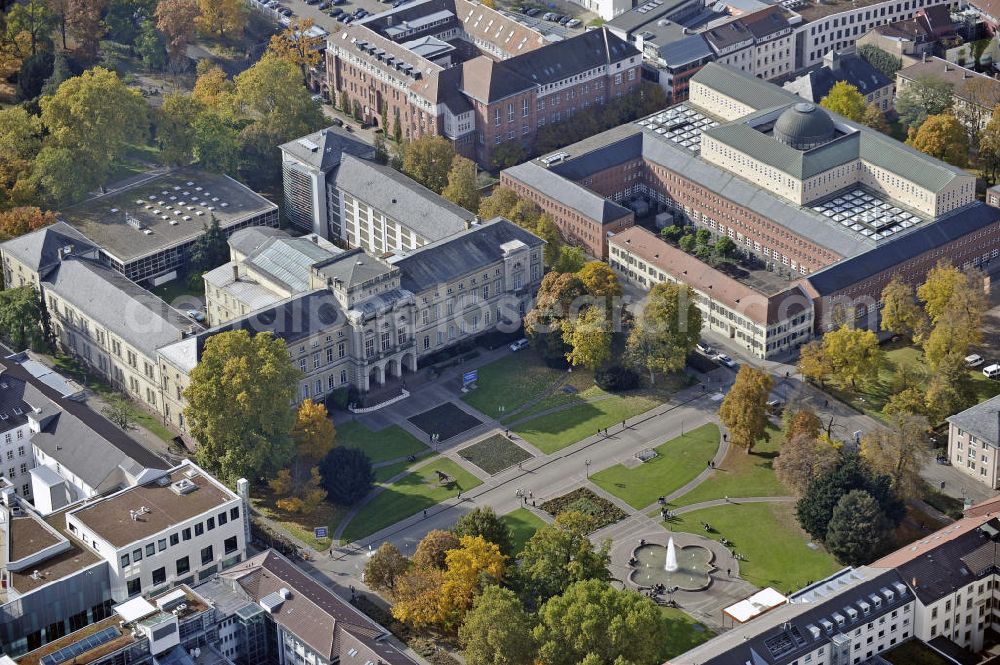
218 511 228 526
231 506 239 520
127 578 141 597
121 553 131 567
170 533 179 546
195 523 204 537
158 539 166 552
176 556 190 575
152 567 166 586
146 544 155 557
133 548 142 562
182 527 191 541
224 536 238 554
207 517 215 531
201 545 214 565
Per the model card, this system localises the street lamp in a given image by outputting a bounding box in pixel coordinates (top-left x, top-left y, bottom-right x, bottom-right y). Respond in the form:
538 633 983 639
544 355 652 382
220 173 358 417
585 459 592 478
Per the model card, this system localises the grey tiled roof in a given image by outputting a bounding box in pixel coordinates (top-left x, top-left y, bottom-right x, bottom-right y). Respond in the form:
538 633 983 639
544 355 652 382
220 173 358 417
280 126 374 173
246 237 341 293
503 161 633 225
229 227 287 257
314 248 396 290
334 155 473 243
690 62 800 110
947 394 1000 448
0 221 96 276
503 28 638 86
43 257 199 359
784 53 892 101
394 218 543 293
657 35 714 66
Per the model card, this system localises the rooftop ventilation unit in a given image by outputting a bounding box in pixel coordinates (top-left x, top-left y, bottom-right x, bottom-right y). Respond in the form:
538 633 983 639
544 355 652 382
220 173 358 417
143 229 153 235
171 479 198 495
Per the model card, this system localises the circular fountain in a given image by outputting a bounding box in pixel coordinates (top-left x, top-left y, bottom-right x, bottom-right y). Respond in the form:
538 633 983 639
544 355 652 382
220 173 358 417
629 538 715 591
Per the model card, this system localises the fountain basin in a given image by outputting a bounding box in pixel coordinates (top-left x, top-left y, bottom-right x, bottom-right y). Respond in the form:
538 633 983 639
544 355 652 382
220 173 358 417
629 542 714 591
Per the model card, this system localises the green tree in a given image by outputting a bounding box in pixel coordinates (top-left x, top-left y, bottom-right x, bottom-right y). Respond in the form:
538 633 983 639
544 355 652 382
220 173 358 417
453 506 514 557
491 141 527 170
862 103 891 134
16 50 53 101
820 81 866 122
392 111 402 143
625 282 701 384
100 394 135 431
402 135 455 193
373 132 388 165
192 110 241 173
562 306 612 371
678 233 696 252
825 490 891 566
0 285 44 349
822 325 882 390
879 277 926 341
533 579 665 665
30 145 90 204
136 19 168 71
577 261 622 309
694 228 711 246
857 44 902 78
157 94 203 166
796 451 904 543
364 542 409 594
39 67 148 199
883 386 927 418
917 260 967 324
7 0 55 55
534 214 562 267
318 447 374 505
718 365 773 453
459 585 536 665
924 352 977 423
980 105 1000 185
714 235 736 259
517 511 610 604
660 224 683 244
188 215 228 275
184 330 300 484
908 113 968 167
552 246 586 273
40 50 74 97
895 76 953 130
442 155 480 212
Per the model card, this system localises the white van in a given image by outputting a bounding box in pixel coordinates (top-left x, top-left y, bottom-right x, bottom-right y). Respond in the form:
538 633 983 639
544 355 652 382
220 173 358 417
984 364 1000 380
966 354 985 368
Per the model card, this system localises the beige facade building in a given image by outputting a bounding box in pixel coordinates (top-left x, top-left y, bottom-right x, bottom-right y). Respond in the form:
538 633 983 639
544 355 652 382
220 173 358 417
947 394 1000 489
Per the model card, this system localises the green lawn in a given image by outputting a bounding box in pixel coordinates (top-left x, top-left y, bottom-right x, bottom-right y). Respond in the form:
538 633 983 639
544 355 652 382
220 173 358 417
251 488 347 550
657 607 715 660
374 458 419 484
341 458 482 543
591 424 720 509
670 425 787 507
501 507 548 555
514 395 662 454
151 278 204 307
461 352 568 416
337 421 429 465
665 502 840 593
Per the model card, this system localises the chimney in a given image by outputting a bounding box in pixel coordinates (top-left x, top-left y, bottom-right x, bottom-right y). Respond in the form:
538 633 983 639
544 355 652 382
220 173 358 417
311 235 318 244
232 264 239 282
911 577 917 588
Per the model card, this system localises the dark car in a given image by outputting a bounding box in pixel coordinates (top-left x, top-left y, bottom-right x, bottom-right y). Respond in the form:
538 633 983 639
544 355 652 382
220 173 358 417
526 8 541 15
329 6 343 14
277 6 293 15
550 13 564 21
558 15 572 24
318 1 330 8
342 14 353 21
331 117 344 127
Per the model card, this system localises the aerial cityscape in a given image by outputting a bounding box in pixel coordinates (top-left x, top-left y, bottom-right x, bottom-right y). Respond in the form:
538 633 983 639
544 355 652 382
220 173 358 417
2 0 1000 664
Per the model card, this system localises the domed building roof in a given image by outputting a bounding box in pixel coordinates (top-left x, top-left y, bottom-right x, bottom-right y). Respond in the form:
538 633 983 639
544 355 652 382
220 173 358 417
773 102 836 150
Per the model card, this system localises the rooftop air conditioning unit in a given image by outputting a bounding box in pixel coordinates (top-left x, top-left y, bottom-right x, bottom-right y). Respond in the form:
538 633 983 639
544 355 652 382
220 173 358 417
171 479 198 495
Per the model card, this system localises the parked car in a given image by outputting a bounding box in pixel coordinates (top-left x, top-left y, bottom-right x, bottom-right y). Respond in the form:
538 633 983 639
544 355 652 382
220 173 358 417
766 399 784 416
551 14 565 21
558 15 572 24
277 6 293 15
567 18 581 27
318 1 331 8
526 7 541 15
306 0 320 4
715 354 736 368
936 454 951 465
329 6 343 14
965 353 985 368
510 338 530 352
985 363 1000 380
695 341 715 355
542 12 555 19
186 309 206 323
330 116 344 126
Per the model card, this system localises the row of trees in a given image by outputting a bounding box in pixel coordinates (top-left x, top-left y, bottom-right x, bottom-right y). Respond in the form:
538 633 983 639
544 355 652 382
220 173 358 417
365 507 669 665
659 224 738 263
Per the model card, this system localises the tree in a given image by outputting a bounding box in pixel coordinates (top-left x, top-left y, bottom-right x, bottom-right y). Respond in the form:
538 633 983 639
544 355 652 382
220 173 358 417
437 535 505 629
29 146 89 205
318 447 375 505
895 76 953 130
0 29 33 85
553 246 586 273
479 186 523 221
626 282 701 384
156 0 199 61
267 18 323 85
136 19 168 71
954 77 999 145
269 466 325 514
41 49 74 97
491 141 526 170
822 325 882 390
442 156 480 212
48 0 70 50
861 413 929 500
517 511 610 604
774 433 839 496
562 306 612 371
918 263 985 368
188 215 228 275
714 235 736 259
862 103 891 134
981 105 1000 185
192 63 232 105
459 585 535 665
820 81 866 122
402 135 455 193
196 0 246 38
192 110 241 173
67 0 108 62
678 233 696 252
908 113 968 167
100 394 135 431
157 94 203 166
7 0 55 55
718 365 773 453
534 214 563 267
796 450 904 543
924 353 977 422
373 132 388 165
39 67 148 199
524 272 587 361
883 386 927 418
577 261 622 309
17 50 53 101
273 399 336 512
879 277 926 341
533 579 665 665
413 529 460 570
392 111 402 143
364 542 409 594
857 44 902 79
825 490 891 565
0 286 44 349
784 408 822 442
0 107 42 205
453 506 514 557
184 330 300 484
0 207 55 241
918 260 967 324
393 566 446 628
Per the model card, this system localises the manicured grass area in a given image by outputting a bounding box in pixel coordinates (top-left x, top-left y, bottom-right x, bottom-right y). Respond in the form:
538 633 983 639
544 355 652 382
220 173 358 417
501 507 548 555
151 278 204 308
882 639 954 665
824 343 1000 422
48 354 176 444
408 403 483 441
341 458 482 543
461 352 567 416
373 459 415 484
337 421 428 465
458 434 533 474
514 394 662 453
657 607 715 660
591 424 720 509
540 487 627 530
251 487 347 550
665 502 839 593
670 425 787 507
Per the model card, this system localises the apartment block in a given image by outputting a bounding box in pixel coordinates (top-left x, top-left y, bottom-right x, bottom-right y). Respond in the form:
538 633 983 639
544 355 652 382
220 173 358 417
947 395 1000 490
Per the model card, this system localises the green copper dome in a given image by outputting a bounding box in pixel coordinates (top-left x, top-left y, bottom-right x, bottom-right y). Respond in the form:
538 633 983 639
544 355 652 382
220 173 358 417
773 102 836 150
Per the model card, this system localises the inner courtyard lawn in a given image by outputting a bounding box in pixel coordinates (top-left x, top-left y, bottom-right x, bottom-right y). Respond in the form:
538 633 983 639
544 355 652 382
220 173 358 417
668 425 787 507
591 424 721 509
657 607 715 660
513 394 662 454
341 458 482 543
461 353 569 415
501 507 548 555
665 502 839 593
337 421 428 465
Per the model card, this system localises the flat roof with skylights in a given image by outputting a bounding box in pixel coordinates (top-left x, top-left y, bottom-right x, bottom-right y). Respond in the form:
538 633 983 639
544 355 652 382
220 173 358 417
810 187 928 242
636 103 719 152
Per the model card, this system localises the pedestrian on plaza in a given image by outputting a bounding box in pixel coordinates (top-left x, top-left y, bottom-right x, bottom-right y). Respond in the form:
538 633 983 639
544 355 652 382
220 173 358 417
423 509 427 518
529 490 533 498
727 568 731 577
622 420 625 428
723 433 727 442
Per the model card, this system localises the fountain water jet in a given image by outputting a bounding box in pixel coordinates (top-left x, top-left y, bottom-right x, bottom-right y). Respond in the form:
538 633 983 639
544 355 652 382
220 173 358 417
665 537 679 572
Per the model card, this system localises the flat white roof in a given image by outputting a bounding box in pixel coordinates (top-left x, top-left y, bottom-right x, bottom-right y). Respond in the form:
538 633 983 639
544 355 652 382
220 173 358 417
724 587 788 623
115 596 157 623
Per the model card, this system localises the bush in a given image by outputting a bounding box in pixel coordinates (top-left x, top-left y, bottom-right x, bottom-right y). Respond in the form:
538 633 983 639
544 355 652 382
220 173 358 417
595 365 640 392
325 386 358 411
540 488 627 531
319 447 375 505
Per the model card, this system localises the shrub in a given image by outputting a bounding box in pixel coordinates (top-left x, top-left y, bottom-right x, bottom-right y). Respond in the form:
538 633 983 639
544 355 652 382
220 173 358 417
595 365 640 392
319 447 375 505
